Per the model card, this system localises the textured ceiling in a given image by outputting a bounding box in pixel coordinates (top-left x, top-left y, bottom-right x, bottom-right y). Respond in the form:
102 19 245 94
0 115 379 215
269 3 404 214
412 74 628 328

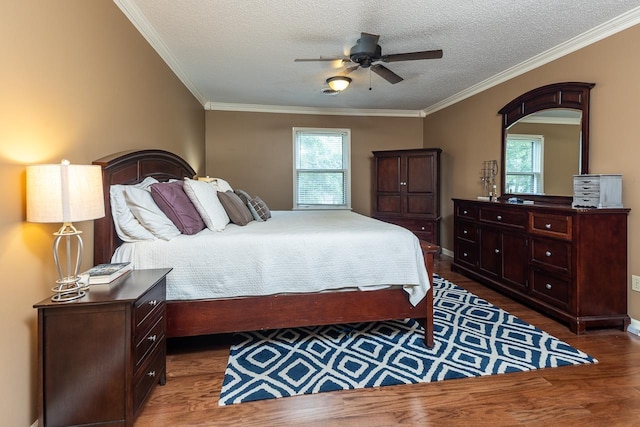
116 0 640 115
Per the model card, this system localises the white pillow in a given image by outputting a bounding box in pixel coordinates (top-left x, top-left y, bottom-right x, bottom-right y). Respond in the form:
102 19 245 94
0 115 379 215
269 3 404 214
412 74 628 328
183 178 230 231
109 177 158 242
211 178 233 192
123 186 181 240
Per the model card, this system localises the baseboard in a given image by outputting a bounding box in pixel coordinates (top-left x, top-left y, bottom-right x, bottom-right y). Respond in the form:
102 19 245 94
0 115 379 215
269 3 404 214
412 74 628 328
31 420 38 427
627 317 640 336
440 247 453 258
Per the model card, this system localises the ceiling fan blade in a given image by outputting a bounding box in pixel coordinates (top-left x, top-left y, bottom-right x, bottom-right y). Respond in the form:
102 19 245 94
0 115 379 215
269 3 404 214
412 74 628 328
294 57 349 62
342 65 360 75
371 64 403 84
381 49 443 62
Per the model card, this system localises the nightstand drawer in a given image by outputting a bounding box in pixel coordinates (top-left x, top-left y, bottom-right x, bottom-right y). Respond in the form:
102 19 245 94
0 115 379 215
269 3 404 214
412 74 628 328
135 315 165 368
134 345 166 415
135 282 165 330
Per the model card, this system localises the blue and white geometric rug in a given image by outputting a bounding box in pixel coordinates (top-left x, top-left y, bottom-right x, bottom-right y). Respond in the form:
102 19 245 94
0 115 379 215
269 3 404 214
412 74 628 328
219 274 596 405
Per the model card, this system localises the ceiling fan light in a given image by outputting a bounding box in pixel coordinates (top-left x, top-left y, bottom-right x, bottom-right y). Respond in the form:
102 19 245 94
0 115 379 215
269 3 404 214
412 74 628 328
326 76 352 91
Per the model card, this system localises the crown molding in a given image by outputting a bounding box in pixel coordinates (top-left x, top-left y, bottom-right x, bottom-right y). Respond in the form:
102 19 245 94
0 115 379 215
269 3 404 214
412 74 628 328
422 6 640 117
205 102 425 118
114 0 207 106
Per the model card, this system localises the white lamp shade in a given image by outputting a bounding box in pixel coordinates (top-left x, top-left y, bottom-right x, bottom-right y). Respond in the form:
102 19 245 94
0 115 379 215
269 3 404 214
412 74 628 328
27 162 105 223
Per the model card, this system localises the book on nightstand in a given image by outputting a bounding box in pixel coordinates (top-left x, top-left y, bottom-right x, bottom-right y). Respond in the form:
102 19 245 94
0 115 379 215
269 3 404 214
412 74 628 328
84 262 133 285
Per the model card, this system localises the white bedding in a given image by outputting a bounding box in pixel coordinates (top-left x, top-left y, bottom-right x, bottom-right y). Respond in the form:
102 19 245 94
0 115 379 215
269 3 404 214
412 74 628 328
112 210 430 305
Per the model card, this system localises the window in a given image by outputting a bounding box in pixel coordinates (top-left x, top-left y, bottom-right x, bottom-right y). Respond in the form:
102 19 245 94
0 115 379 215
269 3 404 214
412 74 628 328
293 127 351 210
505 134 544 194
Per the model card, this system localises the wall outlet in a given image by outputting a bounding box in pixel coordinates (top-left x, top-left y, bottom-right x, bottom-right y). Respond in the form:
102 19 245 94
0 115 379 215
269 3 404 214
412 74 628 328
633 275 640 292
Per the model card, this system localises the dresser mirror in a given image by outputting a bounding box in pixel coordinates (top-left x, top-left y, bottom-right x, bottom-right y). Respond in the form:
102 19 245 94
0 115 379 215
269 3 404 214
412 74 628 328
498 82 595 204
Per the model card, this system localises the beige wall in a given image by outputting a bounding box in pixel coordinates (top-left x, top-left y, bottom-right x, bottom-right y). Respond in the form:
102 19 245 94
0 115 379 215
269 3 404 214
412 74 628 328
206 111 424 216
0 2 205 426
423 24 640 319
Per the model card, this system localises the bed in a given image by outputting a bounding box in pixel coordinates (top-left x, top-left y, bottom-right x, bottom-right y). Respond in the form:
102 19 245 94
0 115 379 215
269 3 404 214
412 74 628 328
92 149 435 347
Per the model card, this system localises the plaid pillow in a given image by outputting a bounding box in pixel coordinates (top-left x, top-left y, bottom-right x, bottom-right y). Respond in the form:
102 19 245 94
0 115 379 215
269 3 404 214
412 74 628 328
248 196 271 221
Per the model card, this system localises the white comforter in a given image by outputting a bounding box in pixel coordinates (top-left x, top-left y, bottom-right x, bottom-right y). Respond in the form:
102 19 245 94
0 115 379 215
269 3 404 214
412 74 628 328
112 210 430 305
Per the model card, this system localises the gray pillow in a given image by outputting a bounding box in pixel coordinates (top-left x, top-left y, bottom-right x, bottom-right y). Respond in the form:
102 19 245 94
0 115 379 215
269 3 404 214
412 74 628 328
234 188 252 205
217 191 254 226
248 196 271 221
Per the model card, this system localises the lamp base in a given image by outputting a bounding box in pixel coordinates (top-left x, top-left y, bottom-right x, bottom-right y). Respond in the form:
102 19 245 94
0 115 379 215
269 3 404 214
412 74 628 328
51 280 85 302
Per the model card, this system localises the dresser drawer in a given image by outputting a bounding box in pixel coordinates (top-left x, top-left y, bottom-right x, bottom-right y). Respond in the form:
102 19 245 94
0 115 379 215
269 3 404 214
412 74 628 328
455 203 478 220
454 239 477 268
531 270 570 310
529 212 572 240
135 314 165 369
531 237 571 273
479 207 527 228
456 221 477 242
135 282 165 330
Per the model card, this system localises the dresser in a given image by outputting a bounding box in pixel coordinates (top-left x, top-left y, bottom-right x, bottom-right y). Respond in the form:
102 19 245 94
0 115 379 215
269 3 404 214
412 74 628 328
34 268 171 427
452 199 629 333
372 148 441 244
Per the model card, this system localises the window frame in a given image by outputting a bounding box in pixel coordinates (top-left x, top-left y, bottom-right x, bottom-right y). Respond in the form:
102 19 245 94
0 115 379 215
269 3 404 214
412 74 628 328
505 133 545 194
292 127 351 210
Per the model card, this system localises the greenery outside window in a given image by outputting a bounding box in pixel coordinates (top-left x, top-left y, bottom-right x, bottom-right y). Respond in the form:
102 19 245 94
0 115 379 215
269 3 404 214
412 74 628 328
505 134 544 194
293 127 351 210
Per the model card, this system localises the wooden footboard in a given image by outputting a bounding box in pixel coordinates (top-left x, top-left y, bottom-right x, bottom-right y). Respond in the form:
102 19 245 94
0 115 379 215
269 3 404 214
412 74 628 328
167 241 437 348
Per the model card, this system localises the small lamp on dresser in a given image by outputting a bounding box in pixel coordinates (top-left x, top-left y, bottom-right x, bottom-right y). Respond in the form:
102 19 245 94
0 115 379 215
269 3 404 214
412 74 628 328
26 160 105 302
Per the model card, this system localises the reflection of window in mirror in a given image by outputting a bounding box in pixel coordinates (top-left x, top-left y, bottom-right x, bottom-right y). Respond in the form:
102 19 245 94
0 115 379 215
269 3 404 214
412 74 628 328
505 134 544 194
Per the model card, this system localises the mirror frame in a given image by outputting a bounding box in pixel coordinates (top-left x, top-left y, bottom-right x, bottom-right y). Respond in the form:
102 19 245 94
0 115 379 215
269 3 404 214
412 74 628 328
498 82 595 205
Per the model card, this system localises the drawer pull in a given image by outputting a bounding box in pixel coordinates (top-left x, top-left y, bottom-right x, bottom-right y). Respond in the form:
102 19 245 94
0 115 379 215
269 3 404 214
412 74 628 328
148 300 158 306
463 210 468 214
545 223 552 229
545 251 552 257
545 283 552 290
496 215 502 221
421 226 425 230
494 249 500 254
147 334 157 342
463 230 468 234
147 370 156 378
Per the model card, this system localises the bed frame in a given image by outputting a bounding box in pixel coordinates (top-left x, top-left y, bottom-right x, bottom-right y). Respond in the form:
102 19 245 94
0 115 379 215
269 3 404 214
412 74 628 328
93 150 435 347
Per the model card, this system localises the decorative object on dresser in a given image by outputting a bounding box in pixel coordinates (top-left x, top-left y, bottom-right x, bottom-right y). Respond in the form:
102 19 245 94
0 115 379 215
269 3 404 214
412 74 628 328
26 160 105 302
34 268 171 427
372 148 441 245
452 198 630 334
572 174 623 208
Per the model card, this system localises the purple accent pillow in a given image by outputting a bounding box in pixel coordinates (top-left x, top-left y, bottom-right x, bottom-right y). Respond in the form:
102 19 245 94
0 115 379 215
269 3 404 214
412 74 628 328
150 181 205 235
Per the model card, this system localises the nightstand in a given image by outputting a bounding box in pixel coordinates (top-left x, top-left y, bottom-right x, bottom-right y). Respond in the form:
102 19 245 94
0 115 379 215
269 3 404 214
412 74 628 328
34 268 172 427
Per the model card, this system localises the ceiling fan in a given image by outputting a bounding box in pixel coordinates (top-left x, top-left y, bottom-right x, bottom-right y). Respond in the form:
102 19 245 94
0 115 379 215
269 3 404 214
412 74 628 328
295 32 443 85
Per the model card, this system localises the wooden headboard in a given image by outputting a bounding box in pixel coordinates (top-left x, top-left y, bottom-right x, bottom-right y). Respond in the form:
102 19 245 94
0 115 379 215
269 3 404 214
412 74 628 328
92 150 197 265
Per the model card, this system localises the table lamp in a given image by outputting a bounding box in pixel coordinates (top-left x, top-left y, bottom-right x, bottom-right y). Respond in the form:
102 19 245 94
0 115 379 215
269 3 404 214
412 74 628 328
27 160 105 302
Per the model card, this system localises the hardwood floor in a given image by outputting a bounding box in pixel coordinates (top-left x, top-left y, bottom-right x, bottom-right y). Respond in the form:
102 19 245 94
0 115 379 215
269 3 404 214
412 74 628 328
135 255 640 426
